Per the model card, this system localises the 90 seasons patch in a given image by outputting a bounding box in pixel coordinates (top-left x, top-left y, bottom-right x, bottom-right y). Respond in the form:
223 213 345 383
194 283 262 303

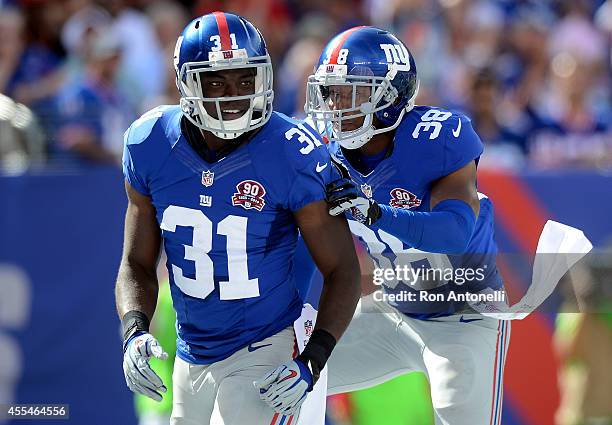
389 187 421 209
232 180 266 211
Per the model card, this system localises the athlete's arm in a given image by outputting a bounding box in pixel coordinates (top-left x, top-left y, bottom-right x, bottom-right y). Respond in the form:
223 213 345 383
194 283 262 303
295 200 361 342
255 200 359 414
115 181 161 323
375 161 478 253
429 160 479 216
116 181 169 401
327 161 479 254
292 199 360 385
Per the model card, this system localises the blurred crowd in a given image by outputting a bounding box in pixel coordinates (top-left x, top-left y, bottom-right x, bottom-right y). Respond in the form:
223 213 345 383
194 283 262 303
0 0 611 171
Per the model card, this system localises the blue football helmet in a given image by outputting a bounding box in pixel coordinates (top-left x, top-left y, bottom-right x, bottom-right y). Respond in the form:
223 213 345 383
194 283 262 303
305 26 419 149
174 12 273 139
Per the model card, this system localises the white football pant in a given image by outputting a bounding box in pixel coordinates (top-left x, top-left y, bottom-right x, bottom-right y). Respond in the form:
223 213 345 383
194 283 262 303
327 295 511 425
171 327 298 425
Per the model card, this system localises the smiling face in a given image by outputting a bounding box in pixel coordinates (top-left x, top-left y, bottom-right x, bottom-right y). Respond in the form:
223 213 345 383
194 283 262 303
200 68 256 121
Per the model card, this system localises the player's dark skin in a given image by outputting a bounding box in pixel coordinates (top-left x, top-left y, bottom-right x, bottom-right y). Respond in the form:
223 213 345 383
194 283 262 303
198 68 257 153
115 68 361 346
329 87 480 217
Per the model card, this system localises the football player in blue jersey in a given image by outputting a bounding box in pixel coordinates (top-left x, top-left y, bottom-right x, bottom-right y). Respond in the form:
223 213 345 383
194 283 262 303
300 27 511 425
115 13 360 425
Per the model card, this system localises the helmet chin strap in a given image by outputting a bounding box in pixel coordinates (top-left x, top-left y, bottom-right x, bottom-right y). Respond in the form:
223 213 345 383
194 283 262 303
336 124 375 149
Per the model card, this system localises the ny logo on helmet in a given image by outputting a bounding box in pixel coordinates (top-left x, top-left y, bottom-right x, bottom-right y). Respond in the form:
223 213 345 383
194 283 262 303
379 44 411 71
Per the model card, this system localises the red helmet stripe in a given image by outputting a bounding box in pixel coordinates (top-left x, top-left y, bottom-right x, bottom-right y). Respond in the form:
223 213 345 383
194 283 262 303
213 11 232 50
328 26 366 64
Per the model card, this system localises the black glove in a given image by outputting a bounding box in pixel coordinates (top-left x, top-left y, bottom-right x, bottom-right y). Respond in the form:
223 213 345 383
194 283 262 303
326 177 381 226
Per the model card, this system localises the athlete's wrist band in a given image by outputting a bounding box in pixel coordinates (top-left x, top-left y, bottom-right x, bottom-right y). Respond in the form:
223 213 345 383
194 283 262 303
121 310 150 352
297 329 337 388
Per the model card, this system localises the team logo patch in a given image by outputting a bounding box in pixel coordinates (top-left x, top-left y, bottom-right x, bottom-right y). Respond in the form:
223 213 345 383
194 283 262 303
360 183 373 198
232 180 266 211
201 170 214 187
222 50 234 59
389 188 421 209
199 195 212 207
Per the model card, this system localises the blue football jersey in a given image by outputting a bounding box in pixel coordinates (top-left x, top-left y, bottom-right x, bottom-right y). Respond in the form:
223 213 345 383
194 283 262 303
122 106 334 364
328 106 504 317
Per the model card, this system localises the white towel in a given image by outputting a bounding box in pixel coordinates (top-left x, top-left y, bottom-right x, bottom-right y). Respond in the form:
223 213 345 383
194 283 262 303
469 220 593 320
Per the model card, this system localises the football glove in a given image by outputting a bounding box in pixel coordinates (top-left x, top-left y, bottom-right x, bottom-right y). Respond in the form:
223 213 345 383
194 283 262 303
254 358 313 415
123 333 168 402
326 178 381 226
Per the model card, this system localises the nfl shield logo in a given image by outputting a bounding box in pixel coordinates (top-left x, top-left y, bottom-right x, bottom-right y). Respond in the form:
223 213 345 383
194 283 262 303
361 183 373 198
304 320 313 337
201 170 214 187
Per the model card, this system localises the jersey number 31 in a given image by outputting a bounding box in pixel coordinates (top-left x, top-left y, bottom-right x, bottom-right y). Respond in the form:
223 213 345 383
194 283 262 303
161 206 258 301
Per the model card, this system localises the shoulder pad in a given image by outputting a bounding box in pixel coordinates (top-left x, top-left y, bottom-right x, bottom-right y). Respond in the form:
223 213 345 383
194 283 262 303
125 105 181 147
262 113 330 170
